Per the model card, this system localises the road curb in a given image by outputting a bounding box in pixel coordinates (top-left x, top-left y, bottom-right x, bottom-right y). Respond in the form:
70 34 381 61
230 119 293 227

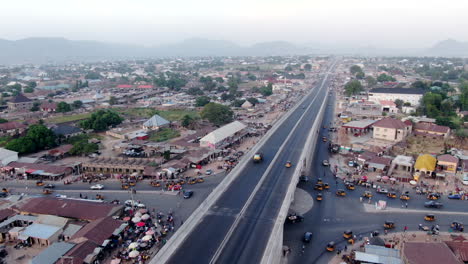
150 75 321 264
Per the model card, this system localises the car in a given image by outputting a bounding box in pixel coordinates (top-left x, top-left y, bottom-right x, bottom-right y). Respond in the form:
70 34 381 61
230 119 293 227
448 193 462 199
253 153 263 163
90 184 104 190
376 188 389 194
303 232 313 243
285 161 292 168
348 161 355 167
299 175 309 182
205 169 213 175
322 160 330 166
44 184 55 189
424 201 443 208
322 137 328 142
286 213 304 223
183 190 194 199
0 192 7 198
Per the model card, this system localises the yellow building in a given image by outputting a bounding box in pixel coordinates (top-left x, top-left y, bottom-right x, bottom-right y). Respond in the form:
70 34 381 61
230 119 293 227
414 154 436 180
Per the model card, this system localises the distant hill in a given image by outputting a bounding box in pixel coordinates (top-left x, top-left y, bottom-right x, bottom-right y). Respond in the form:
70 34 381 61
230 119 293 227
426 39 468 57
1 37 468 64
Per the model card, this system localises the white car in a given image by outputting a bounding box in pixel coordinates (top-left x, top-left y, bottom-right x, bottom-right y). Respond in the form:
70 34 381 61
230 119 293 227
90 184 104 190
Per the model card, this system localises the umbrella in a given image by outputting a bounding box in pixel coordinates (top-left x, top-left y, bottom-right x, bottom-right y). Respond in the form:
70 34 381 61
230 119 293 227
135 212 142 217
361 176 368 180
142 235 152 241
141 214 150 220
128 242 139 249
410 180 417 185
139 208 148 214
137 222 146 227
132 217 141 223
376 176 382 180
390 178 397 181
382 176 389 181
122 217 131 221
137 203 146 208
145 230 155 235
128 251 140 258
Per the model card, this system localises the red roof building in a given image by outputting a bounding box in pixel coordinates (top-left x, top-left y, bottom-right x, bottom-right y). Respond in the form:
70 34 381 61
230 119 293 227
414 122 450 138
116 84 133 89
402 242 462 264
372 117 412 142
137 85 153 89
0 121 27 137
40 102 57 112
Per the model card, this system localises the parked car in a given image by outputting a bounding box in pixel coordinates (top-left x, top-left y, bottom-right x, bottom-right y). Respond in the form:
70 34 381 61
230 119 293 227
90 184 104 190
299 176 310 182
424 201 443 208
44 184 55 189
376 188 389 194
448 193 462 199
322 160 330 166
183 190 194 199
286 213 304 223
303 232 313 243
205 169 213 175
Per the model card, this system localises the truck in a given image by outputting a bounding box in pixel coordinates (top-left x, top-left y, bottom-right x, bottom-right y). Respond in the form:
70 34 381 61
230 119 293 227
253 153 263 163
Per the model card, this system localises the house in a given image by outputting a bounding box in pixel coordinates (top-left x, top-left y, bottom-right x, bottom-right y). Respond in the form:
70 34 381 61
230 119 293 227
51 124 83 139
402 242 462 264
368 87 424 106
241 100 253 109
40 102 57 112
372 117 412 142
7 93 34 111
379 100 398 114
0 121 27 137
367 156 393 173
414 122 450 138
437 154 458 173
0 148 18 166
414 154 437 180
200 121 247 149
31 242 75 264
142 114 170 131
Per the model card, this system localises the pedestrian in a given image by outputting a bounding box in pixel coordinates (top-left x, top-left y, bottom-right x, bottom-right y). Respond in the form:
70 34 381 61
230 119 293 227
344 245 347 251
405 202 408 208
404 226 408 232
79 193 82 198
359 197 363 202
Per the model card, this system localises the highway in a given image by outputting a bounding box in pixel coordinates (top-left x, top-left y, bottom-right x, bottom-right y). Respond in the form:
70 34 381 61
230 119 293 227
283 90 468 264
166 64 336 264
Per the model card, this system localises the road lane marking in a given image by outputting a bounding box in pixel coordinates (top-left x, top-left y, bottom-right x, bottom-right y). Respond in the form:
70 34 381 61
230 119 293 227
209 68 334 264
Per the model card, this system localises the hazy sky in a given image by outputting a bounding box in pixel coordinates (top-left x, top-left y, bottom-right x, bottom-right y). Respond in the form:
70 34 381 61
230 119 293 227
3 0 468 48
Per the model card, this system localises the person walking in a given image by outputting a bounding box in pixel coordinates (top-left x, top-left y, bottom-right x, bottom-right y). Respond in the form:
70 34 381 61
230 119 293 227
405 202 408 208
404 226 408 232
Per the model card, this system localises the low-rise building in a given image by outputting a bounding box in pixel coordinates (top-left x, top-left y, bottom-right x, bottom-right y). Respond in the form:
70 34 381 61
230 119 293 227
414 154 437 180
0 121 27 137
200 121 248 149
414 122 450 138
437 154 458 174
7 93 33 111
372 117 412 142
0 148 18 166
368 87 424 107
143 114 170 131
402 242 462 264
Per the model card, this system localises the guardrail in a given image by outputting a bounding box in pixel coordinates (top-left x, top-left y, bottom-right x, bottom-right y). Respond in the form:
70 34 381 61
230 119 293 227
261 75 331 264
150 76 323 264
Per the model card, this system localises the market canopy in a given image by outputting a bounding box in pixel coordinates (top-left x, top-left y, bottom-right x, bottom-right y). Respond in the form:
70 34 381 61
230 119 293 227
200 121 247 147
415 154 436 171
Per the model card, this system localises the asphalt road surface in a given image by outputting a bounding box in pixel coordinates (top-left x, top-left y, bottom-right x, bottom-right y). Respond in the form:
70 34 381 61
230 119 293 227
165 63 337 264
283 92 468 264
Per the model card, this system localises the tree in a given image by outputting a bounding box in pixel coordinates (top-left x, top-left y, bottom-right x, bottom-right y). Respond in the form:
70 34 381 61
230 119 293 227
403 102 411 107
247 97 259 106
6 124 56 154
411 80 429 90
0 118 7 123
201 103 234 126
247 74 257 81
72 100 83 109
195 96 211 107
436 116 459 129
232 99 246 107
109 96 118 105
27 81 37 88
215 77 224 83
80 110 124 131
355 71 365 80
24 86 34 93
260 83 273 96
365 76 377 87
85 72 100 79
344 80 363 96
460 81 468 111
377 73 396 82
304 64 312 71
284 66 293 71
394 99 404 109
181 115 195 128
30 102 41 112
57 102 72 112
187 87 204 96
350 65 363 75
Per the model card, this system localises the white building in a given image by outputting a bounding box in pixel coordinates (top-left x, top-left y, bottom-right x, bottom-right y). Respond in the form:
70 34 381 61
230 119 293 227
143 115 170 131
200 121 247 149
0 148 18 166
368 88 424 107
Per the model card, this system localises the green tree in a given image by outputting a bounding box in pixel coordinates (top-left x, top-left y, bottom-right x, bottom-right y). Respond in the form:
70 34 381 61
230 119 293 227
30 102 41 112
85 72 100 79
215 77 224 83
350 65 363 75
24 86 34 93
411 80 429 90
247 97 259 105
460 81 468 111
435 116 459 129
355 71 365 80
195 96 211 107
187 87 204 96
260 83 273 96
304 64 312 71
394 99 404 109
57 102 72 112
284 66 293 71
201 103 234 126
365 76 377 87
377 73 396 82
109 96 118 105
27 81 37 88
6 124 57 154
232 99 246 107
5 137 36 154
72 100 83 109
80 110 124 131
0 118 7 123
181 115 195 128
344 80 363 96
